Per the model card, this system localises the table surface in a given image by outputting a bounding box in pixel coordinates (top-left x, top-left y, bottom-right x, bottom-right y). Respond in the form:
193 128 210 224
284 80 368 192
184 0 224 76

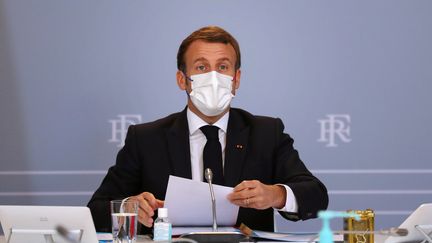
0 234 391 243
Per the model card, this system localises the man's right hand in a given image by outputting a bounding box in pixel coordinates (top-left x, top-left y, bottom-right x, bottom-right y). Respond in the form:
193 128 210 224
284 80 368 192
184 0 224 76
129 192 164 227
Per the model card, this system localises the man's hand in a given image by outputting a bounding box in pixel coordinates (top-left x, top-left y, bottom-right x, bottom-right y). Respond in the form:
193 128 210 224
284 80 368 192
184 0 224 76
227 180 286 210
129 192 164 227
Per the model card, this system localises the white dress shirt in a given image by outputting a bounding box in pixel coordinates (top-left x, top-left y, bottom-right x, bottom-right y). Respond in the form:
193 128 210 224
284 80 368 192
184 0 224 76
186 108 298 213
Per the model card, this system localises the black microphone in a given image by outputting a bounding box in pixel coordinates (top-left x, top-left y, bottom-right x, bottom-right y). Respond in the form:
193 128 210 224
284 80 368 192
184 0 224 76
56 225 82 243
205 168 218 232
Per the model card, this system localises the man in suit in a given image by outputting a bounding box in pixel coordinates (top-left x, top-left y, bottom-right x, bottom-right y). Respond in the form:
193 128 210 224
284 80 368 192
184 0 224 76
88 26 328 234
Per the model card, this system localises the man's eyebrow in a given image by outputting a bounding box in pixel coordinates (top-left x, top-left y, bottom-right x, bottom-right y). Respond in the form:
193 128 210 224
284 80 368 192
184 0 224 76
193 57 208 64
217 57 233 64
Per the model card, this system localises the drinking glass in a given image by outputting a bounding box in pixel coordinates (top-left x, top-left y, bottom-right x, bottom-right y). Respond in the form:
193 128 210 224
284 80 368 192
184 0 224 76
110 199 138 243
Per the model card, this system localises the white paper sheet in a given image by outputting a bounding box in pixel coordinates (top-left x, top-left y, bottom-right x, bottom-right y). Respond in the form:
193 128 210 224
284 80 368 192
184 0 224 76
164 175 239 226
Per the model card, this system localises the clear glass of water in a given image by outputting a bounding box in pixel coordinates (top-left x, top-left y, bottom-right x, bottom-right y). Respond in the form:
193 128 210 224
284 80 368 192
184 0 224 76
110 199 138 243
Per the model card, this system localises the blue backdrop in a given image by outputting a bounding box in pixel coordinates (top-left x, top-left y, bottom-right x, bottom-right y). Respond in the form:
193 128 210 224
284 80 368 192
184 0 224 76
1 0 431 232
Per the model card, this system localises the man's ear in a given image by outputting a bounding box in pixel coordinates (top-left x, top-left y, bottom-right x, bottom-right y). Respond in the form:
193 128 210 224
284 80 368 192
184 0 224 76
176 70 187 90
233 69 241 90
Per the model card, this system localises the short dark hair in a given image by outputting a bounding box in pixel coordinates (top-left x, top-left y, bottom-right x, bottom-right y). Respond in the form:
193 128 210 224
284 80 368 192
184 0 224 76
177 26 241 73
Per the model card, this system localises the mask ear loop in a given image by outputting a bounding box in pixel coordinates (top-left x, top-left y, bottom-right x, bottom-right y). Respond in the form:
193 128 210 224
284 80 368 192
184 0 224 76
182 71 193 97
182 70 194 82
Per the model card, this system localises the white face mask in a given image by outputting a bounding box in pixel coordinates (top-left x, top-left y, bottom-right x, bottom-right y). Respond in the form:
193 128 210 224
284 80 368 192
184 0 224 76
188 71 235 116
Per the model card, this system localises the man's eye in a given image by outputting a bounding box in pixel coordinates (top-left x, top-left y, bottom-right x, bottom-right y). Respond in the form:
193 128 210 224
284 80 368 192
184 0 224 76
219 64 228 71
197 65 206 71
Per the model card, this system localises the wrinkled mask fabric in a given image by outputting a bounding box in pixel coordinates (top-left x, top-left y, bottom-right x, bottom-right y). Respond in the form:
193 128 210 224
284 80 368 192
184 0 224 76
188 71 234 116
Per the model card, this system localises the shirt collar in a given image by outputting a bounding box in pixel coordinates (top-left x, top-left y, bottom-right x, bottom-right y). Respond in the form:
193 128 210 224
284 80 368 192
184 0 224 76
187 107 230 135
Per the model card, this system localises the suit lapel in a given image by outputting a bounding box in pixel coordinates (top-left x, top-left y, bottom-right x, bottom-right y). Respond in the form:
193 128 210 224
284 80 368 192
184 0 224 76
165 108 192 179
224 109 250 187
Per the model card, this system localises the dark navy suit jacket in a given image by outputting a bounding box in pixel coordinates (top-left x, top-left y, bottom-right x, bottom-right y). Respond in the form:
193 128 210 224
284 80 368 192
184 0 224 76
88 108 328 233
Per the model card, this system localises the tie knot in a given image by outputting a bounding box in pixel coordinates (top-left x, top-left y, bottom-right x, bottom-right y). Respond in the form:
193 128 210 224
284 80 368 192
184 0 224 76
200 125 219 140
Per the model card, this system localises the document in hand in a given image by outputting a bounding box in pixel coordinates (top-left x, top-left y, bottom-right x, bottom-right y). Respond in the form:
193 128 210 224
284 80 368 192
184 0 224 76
164 175 239 226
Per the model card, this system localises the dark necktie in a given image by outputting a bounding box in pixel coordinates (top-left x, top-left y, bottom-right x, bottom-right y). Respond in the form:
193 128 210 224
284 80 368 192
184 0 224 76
200 125 224 185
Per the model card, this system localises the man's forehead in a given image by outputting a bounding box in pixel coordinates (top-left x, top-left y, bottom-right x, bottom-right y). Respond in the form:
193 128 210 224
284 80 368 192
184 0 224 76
192 57 233 64
186 40 236 61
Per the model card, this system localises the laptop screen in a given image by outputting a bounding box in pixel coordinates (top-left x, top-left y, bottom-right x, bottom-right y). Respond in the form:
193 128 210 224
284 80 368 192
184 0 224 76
0 205 99 243
385 203 432 243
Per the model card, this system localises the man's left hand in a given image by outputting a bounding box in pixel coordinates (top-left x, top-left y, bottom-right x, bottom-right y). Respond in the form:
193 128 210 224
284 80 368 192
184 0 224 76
227 180 287 209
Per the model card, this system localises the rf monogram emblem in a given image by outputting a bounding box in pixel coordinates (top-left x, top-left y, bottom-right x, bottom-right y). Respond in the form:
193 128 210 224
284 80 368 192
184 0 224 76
108 114 142 147
317 114 352 147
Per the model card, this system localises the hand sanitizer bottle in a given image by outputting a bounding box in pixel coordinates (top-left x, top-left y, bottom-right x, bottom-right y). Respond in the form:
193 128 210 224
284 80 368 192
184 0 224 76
153 208 172 241
318 211 360 243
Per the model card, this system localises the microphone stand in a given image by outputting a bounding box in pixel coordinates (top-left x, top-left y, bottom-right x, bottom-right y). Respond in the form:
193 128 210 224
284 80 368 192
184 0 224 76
205 168 218 232
179 168 249 243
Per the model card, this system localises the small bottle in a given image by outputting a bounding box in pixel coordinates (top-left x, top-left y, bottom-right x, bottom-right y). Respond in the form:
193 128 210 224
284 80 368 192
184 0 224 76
153 208 172 241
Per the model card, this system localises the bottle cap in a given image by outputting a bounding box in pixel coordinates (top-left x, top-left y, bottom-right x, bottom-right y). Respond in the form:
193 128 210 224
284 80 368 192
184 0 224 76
158 208 168 218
